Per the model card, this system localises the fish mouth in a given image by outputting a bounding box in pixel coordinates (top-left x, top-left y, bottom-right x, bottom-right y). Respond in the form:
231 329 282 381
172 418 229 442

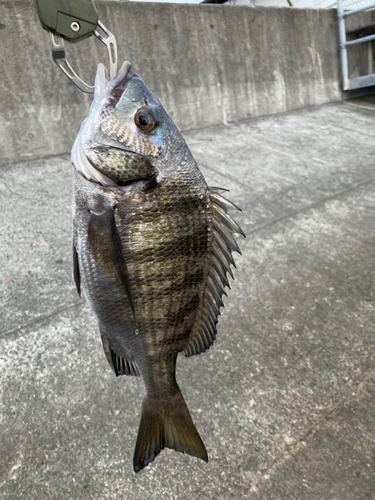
95 145 141 156
97 61 135 102
94 144 157 159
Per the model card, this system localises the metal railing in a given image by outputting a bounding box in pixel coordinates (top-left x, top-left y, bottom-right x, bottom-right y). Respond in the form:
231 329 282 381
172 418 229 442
337 0 375 89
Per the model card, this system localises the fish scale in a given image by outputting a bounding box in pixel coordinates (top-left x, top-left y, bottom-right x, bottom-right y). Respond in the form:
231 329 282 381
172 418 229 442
71 61 244 472
124 176 211 352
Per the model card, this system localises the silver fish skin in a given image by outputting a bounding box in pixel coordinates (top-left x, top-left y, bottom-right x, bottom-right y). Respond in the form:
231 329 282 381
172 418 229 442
71 61 244 473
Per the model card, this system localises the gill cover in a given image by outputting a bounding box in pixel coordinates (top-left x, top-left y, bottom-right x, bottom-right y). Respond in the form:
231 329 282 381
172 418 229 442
72 61 163 185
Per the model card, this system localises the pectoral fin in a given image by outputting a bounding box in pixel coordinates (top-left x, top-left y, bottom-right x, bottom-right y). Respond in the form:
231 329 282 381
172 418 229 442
87 208 137 325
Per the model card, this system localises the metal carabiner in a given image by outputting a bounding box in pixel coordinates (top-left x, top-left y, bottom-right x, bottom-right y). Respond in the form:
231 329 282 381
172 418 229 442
51 21 118 94
35 0 118 93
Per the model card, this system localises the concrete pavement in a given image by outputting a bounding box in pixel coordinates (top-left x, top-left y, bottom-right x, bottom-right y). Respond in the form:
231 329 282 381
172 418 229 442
1 98 375 499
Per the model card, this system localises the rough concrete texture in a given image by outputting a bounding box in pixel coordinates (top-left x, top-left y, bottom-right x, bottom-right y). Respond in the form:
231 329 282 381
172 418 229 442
0 1 343 163
1 97 375 499
345 9 375 33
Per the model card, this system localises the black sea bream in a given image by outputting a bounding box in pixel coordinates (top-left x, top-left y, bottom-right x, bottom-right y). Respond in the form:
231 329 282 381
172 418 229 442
71 61 244 472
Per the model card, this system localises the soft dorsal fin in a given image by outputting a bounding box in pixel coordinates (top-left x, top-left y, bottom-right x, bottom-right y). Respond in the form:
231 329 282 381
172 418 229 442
183 188 245 357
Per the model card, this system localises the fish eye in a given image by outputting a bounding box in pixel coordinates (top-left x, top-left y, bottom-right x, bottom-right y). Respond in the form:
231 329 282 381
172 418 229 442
135 109 157 133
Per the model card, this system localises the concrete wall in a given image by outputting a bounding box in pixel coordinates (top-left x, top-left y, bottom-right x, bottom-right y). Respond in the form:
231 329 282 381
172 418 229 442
345 9 375 33
0 2 342 162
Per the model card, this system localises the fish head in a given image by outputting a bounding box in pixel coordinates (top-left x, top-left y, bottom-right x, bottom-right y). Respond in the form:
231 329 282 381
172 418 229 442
72 61 189 186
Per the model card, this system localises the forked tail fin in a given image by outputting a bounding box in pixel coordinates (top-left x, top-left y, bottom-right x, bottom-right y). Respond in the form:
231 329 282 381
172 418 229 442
133 388 208 473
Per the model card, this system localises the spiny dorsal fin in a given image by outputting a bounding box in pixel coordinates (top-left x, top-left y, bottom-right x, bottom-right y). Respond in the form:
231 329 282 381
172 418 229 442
183 187 245 357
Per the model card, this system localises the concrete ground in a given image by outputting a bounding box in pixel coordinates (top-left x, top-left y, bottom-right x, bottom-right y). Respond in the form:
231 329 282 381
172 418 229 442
1 97 375 499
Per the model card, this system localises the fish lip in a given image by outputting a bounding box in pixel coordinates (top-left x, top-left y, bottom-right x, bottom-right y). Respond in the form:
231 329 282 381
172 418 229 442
111 61 135 91
97 61 135 100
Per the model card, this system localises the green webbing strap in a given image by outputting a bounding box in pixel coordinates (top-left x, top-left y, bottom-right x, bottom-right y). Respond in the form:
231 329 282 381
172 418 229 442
35 0 98 42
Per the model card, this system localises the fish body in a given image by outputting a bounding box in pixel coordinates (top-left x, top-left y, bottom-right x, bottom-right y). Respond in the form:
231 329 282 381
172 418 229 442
71 62 244 472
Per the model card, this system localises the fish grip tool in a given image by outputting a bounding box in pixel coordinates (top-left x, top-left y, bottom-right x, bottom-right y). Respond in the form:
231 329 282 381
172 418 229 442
35 0 118 93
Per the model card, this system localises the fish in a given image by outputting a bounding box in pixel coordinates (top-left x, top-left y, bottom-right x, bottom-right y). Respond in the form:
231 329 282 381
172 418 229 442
71 61 245 473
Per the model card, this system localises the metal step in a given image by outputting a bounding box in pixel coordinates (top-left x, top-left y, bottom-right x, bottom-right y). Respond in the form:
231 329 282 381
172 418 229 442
349 73 375 90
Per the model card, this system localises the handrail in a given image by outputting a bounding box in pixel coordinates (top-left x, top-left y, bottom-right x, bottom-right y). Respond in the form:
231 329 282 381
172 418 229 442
343 3 375 17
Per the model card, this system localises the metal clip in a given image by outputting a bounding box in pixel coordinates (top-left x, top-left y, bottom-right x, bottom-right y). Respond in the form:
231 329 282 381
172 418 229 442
51 21 118 94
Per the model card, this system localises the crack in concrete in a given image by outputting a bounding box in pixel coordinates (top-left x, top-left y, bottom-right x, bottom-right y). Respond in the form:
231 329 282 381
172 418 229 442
344 101 375 112
0 301 83 340
201 162 244 186
251 368 375 495
201 160 375 238
330 123 375 139
246 177 375 235
0 152 70 170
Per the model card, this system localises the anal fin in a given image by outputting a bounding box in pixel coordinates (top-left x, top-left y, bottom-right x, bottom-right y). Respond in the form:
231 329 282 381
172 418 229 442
101 334 140 377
